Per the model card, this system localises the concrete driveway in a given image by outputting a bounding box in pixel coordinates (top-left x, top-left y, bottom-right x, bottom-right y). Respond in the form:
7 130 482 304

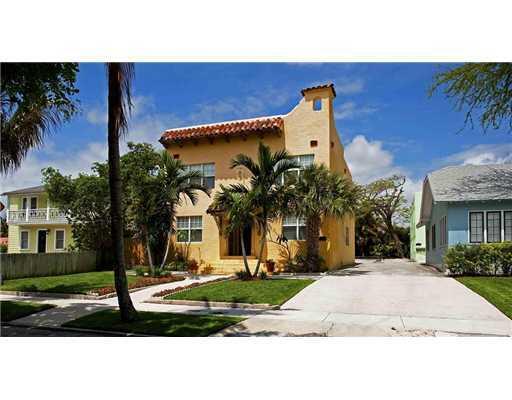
219 259 511 336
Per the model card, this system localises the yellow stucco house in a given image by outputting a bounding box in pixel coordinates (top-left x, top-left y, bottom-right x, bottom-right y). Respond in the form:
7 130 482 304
160 83 355 273
2 185 73 254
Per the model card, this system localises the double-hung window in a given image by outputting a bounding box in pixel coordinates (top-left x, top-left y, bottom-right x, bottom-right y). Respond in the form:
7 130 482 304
486 211 501 243
282 215 306 241
20 231 29 250
281 154 314 185
176 216 202 243
55 230 65 250
184 163 215 189
505 211 512 242
469 212 484 243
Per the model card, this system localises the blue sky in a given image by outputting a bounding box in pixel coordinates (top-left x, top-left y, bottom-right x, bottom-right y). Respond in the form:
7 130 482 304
2 62 512 200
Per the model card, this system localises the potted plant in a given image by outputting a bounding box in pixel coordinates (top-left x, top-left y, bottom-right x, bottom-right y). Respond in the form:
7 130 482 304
266 259 276 275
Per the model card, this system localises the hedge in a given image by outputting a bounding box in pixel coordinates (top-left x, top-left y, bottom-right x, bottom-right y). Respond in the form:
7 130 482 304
443 242 512 276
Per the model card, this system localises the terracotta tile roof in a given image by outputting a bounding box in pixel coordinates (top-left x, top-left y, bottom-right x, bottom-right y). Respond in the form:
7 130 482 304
160 115 284 145
301 83 336 97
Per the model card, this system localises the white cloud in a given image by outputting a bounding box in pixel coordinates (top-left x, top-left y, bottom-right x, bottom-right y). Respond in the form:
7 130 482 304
334 101 378 120
334 78 365 94
1 141 108 194
85 107 107 125
344 134 422 201
443 143 512 166
188 86 293 124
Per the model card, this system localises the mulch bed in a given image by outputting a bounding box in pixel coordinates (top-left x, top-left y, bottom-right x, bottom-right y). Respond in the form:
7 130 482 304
152 277 231 298
90 275 186 296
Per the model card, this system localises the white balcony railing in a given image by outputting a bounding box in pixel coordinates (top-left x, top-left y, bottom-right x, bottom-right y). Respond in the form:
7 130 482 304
7 208 68 225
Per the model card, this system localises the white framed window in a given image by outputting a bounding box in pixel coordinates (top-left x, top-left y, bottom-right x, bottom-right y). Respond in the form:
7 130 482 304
176 216 203 243
505 211 512 242
55 229 65 250
20 230 29 250
281 154 314 185
282 215 306 241
469 212 484 243
486 211 501 243
184 163 215 189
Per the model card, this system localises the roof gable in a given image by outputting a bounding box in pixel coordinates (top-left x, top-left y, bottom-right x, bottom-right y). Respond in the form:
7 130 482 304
427 164 512 202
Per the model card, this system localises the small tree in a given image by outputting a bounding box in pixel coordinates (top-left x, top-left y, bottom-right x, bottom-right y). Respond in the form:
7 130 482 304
211 185 255 277
231 143 298 276
286 164 359 272
43 165 113 264
358 175 410 258
153 151 210 270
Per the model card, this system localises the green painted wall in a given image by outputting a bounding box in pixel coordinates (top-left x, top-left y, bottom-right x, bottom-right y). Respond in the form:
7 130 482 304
410 191 426 263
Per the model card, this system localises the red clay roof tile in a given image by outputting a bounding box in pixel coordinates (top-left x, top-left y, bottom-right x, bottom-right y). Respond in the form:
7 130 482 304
160 116 284 145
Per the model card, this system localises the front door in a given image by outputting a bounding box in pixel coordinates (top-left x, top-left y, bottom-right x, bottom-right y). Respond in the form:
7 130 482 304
228 225 252 256
37 230 47 253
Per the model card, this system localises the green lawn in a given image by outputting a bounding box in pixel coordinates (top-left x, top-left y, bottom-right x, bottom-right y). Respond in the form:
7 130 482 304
63 309 243 336
165 278 314 305
1 300 55 322
456 277 512 319
0 271 137 294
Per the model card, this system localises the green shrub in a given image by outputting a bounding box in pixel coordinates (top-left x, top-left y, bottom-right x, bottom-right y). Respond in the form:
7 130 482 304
0 243 7 253
259 271 268 280
235 270 252 281
444 242 512 276
135 266 147 276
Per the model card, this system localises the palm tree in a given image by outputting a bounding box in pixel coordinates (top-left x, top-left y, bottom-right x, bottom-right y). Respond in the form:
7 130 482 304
211 185 255 276
106 63 138 322
286 164 359 272
1 63 79 174
231 143 298 276
157 150 210 269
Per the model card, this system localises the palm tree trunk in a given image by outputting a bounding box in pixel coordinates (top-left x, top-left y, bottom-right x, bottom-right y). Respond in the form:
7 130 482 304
306 214 321 272
159 231 172 269
107 63 137 322
144 228 154 273
240 229 251 276
253 221 267 277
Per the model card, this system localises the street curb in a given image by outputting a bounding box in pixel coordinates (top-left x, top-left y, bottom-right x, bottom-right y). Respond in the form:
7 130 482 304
145 298 279 310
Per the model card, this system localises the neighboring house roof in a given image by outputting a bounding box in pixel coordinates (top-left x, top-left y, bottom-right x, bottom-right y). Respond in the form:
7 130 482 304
427 163 512 202
160 115 284 145
301 82 336 97
417 163 512 227
1 185 45 196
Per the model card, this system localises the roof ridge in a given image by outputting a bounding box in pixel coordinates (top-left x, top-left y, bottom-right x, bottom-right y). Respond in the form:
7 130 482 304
163 114 285 133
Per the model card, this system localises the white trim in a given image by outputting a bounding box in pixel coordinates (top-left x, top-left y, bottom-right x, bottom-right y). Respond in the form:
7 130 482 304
19 229 30 250
467 210 510 244
54 229 66 251
282 216 306 241
36 229 48 253
176 215 203 243
504 210 512 242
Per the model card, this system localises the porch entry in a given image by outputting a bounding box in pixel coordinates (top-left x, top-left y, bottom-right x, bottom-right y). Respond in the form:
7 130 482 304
228 224 252 256
37 230 47 253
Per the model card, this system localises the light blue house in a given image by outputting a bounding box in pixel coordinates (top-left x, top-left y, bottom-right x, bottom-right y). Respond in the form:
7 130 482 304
417 164 512 269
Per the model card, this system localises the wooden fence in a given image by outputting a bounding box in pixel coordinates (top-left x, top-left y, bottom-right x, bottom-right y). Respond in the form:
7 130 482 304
0 251 97 281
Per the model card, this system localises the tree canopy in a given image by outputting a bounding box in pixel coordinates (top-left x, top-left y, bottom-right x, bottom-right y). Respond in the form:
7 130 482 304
430 63 512 133
1 63 80 173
